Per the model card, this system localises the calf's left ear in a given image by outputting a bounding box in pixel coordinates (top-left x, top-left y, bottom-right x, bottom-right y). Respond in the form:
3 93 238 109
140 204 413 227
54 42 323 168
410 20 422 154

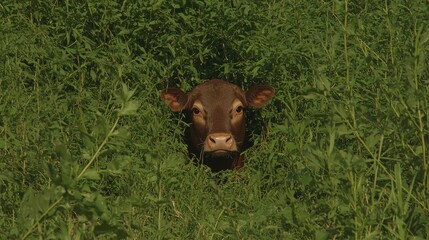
246 85 275 108
160 87 188 112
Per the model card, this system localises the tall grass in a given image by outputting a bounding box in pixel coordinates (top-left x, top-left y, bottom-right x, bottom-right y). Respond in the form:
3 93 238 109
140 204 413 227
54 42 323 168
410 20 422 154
0 0 428 239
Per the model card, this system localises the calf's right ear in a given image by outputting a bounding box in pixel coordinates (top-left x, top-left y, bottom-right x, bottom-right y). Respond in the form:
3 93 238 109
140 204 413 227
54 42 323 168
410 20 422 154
160 88 188 112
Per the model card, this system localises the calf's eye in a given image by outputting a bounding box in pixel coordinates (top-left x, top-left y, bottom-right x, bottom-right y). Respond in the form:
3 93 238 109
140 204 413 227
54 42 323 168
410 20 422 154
192 108 200 115
236 106 244 113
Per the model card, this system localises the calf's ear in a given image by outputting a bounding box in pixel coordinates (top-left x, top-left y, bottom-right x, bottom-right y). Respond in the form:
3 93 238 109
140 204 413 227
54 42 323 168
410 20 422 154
246 85 275 108
160 87 188 112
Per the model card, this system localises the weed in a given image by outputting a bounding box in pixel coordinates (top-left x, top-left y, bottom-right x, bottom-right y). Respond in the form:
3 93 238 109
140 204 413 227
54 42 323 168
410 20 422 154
0 0 428 239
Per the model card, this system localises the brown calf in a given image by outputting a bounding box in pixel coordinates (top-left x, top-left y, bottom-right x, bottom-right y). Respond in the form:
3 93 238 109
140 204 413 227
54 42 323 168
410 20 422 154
161 79 275 171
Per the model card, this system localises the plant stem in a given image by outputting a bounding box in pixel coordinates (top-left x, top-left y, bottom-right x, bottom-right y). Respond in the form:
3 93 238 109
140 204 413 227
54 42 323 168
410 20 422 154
418 107 428 196
77 117 120 180
21 196 64 240
22 116 120 239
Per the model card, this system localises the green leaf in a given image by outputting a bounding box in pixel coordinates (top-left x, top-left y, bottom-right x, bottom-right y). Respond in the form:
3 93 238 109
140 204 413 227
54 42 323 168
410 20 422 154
80 169 100 180
115 82 137 104
315 230 329 240
118 100 140 116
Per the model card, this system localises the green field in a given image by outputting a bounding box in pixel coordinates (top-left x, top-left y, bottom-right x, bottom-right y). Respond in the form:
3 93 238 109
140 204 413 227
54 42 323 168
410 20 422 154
1 0 428 239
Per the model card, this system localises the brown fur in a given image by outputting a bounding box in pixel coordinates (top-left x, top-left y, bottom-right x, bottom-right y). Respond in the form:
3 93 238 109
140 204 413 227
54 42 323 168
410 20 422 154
161 79 274 171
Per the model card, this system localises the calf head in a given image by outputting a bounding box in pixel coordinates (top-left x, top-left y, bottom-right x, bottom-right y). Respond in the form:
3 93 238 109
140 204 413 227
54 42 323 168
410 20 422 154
161 79 274 171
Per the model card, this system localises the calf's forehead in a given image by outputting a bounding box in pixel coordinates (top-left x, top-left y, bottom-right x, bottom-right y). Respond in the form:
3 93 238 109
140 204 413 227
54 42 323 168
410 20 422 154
189 81 245 108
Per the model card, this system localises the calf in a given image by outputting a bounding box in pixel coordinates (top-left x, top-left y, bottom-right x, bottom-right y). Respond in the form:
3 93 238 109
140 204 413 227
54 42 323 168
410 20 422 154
161 79 274 171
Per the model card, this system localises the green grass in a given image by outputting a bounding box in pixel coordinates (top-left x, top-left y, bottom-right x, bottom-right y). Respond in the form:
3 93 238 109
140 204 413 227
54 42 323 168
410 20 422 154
1 0 428 239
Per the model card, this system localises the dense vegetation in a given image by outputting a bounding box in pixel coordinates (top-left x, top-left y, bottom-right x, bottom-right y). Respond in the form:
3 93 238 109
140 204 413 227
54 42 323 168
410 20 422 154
1 0 428 239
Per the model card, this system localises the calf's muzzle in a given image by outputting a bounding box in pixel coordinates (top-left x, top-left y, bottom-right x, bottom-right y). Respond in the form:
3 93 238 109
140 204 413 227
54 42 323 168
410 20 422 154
205 132 236 154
